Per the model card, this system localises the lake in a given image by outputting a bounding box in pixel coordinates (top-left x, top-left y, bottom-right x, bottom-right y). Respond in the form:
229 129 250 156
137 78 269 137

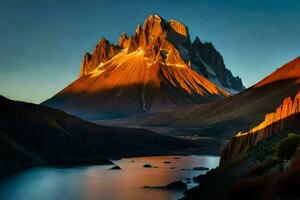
0 155 219 200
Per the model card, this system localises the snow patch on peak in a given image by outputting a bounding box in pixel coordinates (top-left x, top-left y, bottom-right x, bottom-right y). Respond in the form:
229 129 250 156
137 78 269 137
90 63 105 78
193 55 239 94
160 62 186 68
197 56 216 78
89 48 145 78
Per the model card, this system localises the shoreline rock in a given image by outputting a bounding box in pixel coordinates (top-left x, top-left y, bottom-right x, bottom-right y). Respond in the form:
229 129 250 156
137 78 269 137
143 181 187 190
108 165 121 170
193 167 209 171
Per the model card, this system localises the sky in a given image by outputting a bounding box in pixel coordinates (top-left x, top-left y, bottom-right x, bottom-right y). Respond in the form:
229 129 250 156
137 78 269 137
0 0 299 103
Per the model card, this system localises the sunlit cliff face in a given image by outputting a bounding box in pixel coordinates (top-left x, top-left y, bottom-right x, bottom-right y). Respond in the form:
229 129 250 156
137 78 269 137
236 91 300 137
221 91 300 164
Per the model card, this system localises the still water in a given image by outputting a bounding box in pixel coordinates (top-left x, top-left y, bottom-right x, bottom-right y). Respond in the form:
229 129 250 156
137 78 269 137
0 155 219 200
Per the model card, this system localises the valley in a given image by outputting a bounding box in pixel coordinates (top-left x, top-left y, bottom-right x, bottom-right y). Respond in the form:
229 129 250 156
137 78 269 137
1 6 300 200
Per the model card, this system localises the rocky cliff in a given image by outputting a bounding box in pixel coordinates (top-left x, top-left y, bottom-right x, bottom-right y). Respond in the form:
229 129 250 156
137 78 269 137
221 91 300 165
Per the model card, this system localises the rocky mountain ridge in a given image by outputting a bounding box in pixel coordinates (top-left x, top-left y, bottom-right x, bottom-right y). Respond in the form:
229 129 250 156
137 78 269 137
43 15 244 119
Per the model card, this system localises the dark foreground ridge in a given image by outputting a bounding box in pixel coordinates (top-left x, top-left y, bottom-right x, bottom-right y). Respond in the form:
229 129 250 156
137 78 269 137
0 95 204 175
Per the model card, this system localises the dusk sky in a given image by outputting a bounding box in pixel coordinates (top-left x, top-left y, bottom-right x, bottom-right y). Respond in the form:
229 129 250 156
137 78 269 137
0 0 300 103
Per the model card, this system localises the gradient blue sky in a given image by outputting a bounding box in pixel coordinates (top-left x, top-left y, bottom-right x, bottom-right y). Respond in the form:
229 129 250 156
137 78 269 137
0 0 299 103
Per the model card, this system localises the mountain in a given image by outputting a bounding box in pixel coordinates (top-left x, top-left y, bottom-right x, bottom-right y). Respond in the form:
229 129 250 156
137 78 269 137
0 95 204 174
141 57 300 141
43 15 244 120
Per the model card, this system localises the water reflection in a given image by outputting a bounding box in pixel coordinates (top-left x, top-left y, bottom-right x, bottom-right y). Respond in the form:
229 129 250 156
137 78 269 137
0 155 219 200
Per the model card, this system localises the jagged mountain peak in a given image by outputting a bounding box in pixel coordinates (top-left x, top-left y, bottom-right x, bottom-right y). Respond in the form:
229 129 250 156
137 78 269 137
79 14 244 94
99 37 108 44
134 24 142 35
118 32 129 48
143 15 189 38
144 14 164 25
80 36 121 76
192 36 202 46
